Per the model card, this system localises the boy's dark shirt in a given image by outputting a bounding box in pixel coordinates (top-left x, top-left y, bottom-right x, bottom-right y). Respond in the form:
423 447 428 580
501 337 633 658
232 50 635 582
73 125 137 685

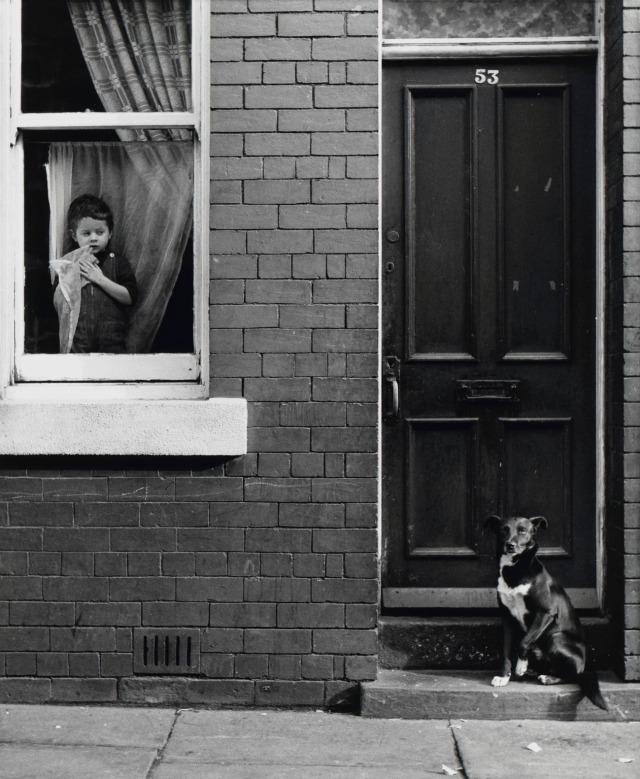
71 250 138 353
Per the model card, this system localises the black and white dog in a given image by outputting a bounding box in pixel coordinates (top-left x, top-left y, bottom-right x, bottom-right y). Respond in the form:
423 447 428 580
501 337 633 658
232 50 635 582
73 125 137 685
485 514 607 710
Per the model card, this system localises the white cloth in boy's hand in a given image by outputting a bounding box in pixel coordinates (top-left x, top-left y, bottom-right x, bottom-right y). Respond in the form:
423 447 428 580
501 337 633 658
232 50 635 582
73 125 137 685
50 246 97 353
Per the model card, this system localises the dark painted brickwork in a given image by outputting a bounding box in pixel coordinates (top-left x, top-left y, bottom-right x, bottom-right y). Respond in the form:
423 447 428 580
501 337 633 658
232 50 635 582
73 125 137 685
606 0 640 681
208 0 379 706
0 0 379 706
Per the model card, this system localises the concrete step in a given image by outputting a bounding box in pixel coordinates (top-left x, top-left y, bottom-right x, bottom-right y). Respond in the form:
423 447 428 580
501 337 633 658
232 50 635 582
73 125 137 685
360 669 640 721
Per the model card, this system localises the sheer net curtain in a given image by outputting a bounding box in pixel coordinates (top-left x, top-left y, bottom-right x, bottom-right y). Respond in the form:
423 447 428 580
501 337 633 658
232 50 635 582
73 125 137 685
48 142 193 353
47 0 193 353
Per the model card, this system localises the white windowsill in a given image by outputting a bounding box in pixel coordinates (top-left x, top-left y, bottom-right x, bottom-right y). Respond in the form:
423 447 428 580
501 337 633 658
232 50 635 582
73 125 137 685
0 397 247 456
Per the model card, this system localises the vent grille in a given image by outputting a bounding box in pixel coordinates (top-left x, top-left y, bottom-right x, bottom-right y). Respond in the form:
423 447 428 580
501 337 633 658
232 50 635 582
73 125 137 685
134 629 201 675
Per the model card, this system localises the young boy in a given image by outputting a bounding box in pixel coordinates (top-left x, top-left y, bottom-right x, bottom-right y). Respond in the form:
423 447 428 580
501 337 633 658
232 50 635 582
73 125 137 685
52 194 137 353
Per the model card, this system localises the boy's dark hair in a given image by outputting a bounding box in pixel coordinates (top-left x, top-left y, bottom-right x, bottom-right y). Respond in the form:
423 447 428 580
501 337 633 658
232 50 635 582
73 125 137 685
68 194 114 233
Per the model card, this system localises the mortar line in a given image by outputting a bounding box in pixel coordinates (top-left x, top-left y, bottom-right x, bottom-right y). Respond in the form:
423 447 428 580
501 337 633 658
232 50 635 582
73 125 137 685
448 719 469 779
145 708 181 779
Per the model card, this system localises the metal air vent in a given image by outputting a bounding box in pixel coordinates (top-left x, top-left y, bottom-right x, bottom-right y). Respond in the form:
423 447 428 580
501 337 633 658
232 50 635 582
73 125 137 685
134 629 201 675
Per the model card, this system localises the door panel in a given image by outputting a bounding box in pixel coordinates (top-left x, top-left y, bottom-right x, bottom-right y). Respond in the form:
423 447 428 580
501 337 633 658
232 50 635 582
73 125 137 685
382 58 596 603
409 87 475 359
500 418 572 556
407 418 479 557
500 86 570 359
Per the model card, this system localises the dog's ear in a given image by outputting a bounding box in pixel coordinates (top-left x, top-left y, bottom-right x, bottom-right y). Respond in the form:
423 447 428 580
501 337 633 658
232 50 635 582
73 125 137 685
484 515 502 533
530 516 548 531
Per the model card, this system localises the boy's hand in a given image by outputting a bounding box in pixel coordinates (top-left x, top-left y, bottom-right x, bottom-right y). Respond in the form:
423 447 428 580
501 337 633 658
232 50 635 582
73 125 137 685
79 257 104 283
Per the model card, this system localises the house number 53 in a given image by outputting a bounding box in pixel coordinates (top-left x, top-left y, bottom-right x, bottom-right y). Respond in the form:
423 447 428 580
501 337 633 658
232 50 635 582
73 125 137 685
475 68 500 84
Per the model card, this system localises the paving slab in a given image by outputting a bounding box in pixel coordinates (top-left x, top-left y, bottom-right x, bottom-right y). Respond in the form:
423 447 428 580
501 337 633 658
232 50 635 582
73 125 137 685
0 704 175 749
3 705 638 779
0 744 156 779
154 764 462 778
453 719 640 779
160 710 460 776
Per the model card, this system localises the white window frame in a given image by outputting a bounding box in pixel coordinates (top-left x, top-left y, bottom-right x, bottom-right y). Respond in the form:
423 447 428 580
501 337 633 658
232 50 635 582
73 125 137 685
0 1 248 455
1 0 210 399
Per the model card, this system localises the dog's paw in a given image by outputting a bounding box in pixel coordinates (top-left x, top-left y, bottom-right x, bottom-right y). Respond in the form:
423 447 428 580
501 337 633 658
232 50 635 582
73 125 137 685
537 675 562 686
491 675 510 687
515 658 528 677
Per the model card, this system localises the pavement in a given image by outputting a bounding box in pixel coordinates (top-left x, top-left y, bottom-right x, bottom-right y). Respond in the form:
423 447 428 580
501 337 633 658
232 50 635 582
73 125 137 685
0 704 639 779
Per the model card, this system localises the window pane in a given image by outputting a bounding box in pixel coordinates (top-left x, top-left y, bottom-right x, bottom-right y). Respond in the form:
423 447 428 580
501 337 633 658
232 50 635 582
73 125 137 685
23 132 194 356
383 1 596 39
22 0 104 113
22 0 192 115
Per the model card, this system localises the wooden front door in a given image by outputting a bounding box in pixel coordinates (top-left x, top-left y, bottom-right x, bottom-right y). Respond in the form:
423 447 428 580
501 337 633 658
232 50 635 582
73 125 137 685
382 57 597 608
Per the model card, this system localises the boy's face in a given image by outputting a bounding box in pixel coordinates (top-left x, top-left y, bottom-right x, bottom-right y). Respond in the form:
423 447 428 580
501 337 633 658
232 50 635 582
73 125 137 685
71 216 111 254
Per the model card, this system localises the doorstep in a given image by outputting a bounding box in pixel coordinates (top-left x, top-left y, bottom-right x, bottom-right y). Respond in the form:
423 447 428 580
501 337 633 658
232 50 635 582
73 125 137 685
360 669 640 721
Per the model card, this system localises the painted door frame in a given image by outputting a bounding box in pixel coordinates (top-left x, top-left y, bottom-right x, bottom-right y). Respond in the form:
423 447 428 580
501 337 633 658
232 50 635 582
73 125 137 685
379 27 606 610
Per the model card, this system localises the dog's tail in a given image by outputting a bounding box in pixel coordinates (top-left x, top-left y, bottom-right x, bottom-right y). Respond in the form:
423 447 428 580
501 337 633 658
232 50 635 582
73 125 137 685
578 670 608 710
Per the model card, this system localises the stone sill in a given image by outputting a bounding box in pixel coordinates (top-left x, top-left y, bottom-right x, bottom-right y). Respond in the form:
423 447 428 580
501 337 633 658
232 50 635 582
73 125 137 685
0 398 247 456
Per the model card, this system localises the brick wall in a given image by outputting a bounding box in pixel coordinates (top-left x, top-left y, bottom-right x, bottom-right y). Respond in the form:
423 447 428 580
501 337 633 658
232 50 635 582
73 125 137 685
620 0 640 681
606 0 640 681
0 0 379 706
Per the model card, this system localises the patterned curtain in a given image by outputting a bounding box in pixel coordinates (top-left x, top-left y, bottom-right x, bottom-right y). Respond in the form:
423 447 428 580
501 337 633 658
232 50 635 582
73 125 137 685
67 0 192 141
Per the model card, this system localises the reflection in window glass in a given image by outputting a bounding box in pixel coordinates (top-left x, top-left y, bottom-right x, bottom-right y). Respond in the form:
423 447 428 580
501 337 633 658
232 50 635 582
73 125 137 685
23 133 194 355
21 0 104 113
21 0 192 121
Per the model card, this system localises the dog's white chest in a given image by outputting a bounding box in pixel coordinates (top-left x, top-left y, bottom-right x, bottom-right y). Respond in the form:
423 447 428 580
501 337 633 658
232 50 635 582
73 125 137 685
498 567 531 630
